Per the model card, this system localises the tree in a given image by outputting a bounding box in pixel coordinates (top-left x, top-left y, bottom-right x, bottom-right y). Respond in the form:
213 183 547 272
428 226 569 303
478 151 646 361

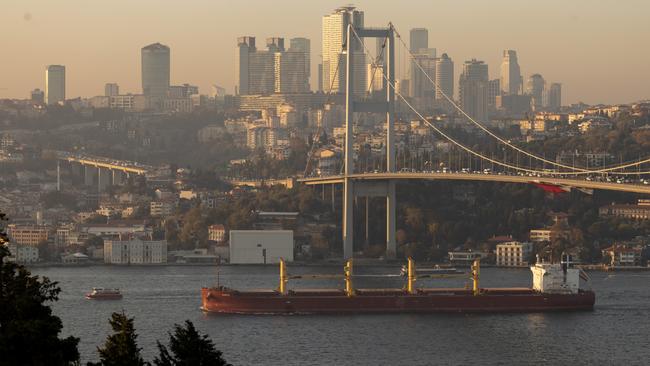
0 212 80 366
154 320 230 366
92 311 146 366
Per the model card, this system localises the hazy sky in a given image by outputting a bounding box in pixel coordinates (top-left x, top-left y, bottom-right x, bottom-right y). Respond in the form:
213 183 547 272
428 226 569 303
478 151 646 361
2 0 649 105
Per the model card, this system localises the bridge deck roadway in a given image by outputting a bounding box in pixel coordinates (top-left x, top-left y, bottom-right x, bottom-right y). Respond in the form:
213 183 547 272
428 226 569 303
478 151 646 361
299 172 650 195
62 157 147 175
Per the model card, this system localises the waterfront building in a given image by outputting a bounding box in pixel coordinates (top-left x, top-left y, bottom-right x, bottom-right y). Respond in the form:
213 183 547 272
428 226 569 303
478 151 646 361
208 224 226 243
141 43 170 97
104 238 168 264
459 59 489 122
105 83 119 97
4 243 39 263
229 230 293 264
6 224 49 247
496 241 532 267
500 50 522 95
45 65 66 105
322 5 365 95
601 244 642 266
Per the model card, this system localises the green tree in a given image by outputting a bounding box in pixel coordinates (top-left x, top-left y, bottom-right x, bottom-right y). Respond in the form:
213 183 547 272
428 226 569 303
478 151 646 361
154 320 230 366
92 311 146 366
0 212 80 366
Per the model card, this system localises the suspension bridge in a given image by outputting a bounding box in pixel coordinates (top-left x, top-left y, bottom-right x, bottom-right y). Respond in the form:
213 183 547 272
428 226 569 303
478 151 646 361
300 22 650 260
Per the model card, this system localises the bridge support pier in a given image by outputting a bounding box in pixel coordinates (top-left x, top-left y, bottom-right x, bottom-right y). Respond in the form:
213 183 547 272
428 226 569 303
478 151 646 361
343 178 354 259
386 180 396 259
97 168 110 191
84 166 95 186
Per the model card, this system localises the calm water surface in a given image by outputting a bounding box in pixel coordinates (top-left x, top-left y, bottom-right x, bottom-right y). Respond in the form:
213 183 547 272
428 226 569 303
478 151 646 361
31 265 650 366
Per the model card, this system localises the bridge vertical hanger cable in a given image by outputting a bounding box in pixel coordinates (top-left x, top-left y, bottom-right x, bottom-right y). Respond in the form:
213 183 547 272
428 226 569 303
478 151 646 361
389 24 650 175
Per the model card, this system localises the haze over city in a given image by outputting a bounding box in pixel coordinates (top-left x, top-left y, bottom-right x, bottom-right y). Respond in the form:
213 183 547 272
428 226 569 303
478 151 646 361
3 1 650 365
2 0 649 104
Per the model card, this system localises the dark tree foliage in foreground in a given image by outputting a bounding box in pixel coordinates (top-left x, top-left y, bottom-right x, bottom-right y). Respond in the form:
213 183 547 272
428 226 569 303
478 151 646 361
90 312 147 366
0 212 80 366
154 320 231 366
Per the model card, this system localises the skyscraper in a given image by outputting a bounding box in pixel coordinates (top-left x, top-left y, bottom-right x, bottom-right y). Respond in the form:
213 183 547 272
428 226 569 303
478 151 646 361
105 83 119 97
237 36 309 95
45 65 65 105
435 53 454 101
547 83 562 111
141 43 170 97
322 6 365 95
31 89 44 104
409 28 428 53
409 48 436 99
289 37 311 90
275 51 309 93
459 59 489 122
500 50 522 95
527 73 546 111
488 79 501 111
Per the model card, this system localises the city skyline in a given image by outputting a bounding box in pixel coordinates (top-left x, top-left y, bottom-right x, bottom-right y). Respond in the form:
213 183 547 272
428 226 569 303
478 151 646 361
2 0 649 104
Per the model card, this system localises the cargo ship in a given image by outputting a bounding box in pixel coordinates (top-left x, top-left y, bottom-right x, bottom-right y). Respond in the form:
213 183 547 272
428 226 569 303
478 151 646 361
201 257 595 314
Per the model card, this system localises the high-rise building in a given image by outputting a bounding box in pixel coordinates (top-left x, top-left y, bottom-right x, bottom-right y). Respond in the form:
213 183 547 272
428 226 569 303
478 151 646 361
500 50 522 95
317 63 324 91
459 59 489 122
410 48 436 99
274 51 309 93
367 62 384 94
435 53 454 101
266 37 285 52
105 83 119 97
547 83 562 111
322 6 365 95
527 73 546 111
141 43 170 97
488 79 501 111
409 28 429 53
45 65 65 105
289 37 311 90
237 36 309 95
30 89 44 104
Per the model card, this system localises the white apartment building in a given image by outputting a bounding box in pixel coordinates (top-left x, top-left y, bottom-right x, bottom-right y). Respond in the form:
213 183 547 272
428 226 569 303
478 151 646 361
496 241 533 267
104 239 167 264
5 243 39 263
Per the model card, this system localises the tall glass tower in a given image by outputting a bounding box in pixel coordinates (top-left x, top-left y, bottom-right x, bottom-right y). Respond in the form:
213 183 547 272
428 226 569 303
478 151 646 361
141 43 170 97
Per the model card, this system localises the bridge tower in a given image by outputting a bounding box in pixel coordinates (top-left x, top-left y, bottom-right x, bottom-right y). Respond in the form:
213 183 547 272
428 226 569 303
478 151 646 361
343 25 396 259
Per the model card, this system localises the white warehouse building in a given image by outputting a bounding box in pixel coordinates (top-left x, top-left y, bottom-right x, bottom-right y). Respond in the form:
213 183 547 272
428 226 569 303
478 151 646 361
104 238 167 264
229 230 293 264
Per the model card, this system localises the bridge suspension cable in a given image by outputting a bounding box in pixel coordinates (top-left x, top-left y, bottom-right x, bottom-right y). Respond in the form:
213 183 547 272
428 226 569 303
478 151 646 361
351 26 650 177
389 24 650 175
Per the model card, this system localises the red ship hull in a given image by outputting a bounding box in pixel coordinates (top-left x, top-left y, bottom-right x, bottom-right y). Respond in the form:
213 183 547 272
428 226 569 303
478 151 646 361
201 287 595 314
